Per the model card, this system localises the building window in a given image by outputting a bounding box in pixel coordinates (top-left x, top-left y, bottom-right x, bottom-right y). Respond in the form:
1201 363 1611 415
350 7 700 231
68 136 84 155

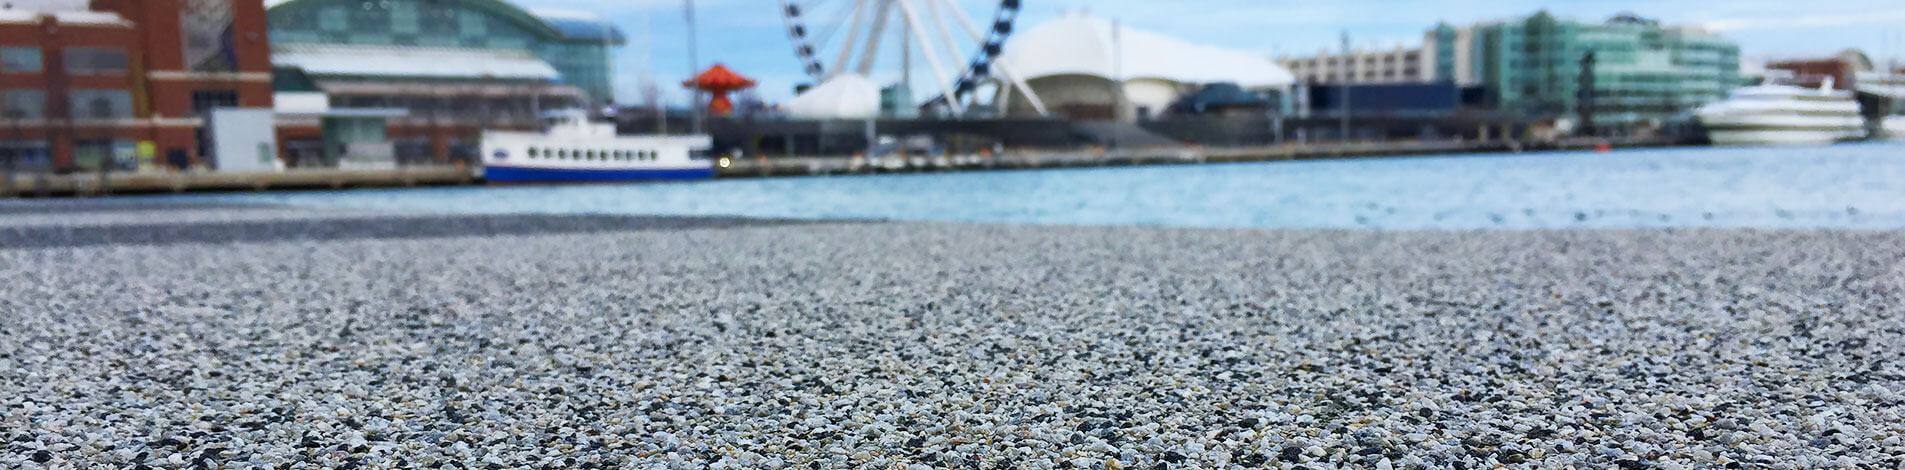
64 47 129 75
0 140 53 171
73 139 117 170
190 90 240 116
68 89 133 119
1 89 47 119
1 46 43 73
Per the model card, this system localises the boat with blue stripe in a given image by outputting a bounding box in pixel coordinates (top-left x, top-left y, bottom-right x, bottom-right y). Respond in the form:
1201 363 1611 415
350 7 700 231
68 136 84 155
481 110 715 184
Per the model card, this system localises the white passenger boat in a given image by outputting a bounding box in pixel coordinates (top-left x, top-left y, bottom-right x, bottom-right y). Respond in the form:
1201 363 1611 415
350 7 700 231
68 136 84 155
1695 82 1866 146
480 111 714 183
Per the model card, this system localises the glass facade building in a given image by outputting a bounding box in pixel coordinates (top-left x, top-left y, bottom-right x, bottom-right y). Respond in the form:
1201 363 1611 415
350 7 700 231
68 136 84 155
1433 12 1740 130
265 0 624 105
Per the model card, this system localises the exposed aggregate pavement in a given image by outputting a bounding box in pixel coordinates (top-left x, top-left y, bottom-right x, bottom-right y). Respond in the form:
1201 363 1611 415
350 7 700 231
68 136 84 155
1 206 1902 468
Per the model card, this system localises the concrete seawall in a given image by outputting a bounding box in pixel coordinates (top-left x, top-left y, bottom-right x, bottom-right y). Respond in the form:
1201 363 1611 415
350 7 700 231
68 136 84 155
715 137 1676 178
1 166 478 197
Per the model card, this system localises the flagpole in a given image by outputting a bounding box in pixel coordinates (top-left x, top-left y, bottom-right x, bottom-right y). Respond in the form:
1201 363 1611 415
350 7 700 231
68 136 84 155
685 0 704 134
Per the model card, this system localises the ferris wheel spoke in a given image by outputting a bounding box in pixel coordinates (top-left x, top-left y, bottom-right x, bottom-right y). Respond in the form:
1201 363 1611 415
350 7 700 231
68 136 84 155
827 0 869 79
934 0 1046 114
923 0 973 98
855 0 897 76
805 0 860 55
893 0 964 114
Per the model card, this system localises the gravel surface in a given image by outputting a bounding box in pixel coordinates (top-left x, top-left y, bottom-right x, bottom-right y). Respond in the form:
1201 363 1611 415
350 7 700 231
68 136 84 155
2 207 1902 468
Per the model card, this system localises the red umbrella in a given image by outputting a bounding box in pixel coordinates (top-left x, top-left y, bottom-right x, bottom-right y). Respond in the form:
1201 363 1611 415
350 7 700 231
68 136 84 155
683 64 758 117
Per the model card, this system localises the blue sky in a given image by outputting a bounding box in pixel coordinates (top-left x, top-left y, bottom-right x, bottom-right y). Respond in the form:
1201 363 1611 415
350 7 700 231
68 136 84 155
512 0 1905 104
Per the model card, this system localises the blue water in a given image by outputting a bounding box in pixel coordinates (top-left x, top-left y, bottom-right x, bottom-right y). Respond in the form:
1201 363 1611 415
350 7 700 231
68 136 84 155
166 143 1905 230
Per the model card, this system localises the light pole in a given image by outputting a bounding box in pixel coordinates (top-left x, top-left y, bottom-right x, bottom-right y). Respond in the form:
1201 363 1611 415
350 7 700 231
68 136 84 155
1339 31 1352 142
684 0 703 134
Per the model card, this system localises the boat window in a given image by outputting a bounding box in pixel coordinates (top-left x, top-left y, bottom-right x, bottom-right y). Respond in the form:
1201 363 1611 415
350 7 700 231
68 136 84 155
526 148 538 158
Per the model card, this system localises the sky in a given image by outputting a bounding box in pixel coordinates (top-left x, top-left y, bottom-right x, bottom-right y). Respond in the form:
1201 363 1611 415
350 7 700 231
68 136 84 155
505 0 1905 105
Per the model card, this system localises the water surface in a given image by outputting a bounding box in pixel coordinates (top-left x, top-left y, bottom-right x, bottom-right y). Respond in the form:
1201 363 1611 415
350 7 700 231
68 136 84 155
161 143 1905 229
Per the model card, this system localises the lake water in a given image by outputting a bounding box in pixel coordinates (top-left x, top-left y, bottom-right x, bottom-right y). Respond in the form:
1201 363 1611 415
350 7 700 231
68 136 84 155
169 143 1905 230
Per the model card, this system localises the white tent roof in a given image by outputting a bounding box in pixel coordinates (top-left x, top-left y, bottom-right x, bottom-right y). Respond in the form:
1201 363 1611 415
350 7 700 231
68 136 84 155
273 44 560 81
997 12 1294 89
783 74 882 120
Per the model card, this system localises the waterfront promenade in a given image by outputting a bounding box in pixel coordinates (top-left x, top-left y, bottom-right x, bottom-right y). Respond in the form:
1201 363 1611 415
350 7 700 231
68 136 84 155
2 201 1900 467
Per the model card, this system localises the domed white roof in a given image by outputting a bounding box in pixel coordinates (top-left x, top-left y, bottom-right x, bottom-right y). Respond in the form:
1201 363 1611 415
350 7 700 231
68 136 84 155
997 12 1294 89
783 74 883 120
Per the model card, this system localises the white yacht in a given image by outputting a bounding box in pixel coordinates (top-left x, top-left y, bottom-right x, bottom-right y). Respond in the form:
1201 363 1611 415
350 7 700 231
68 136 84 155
480 111 714 183
1695 81 1866 146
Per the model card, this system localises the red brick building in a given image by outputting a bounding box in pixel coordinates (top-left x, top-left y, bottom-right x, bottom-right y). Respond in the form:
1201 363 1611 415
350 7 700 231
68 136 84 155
1766 49 1873 91
0 0 272 172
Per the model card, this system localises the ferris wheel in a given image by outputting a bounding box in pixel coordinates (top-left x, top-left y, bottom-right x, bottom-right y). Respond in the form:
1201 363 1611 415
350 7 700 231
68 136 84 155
777 0 1047 116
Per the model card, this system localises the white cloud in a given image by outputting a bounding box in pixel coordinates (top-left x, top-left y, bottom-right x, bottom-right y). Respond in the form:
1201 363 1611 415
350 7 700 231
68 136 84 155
1703 10 1905 32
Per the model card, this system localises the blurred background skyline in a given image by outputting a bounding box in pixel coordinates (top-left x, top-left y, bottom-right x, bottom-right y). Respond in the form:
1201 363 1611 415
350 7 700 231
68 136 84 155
507 0 1905 104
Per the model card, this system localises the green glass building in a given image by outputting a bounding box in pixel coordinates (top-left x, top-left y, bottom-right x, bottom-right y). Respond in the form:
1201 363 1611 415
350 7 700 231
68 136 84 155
264 0 624 105
1431 12 1740 132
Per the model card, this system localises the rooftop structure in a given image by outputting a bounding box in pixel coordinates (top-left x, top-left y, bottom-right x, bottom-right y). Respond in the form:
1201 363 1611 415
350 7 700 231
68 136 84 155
994 12 1295 122
264 0 624 105
263 0 626 164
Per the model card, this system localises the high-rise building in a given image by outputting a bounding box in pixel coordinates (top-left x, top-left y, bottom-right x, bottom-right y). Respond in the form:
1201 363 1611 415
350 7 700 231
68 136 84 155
1432 11 1740 131
1279 46 1431 85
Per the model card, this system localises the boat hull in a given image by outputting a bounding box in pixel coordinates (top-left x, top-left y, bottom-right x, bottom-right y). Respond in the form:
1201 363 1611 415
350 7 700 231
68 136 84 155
483 165 714 183
1881 117 1905 141
1706 130 1857 146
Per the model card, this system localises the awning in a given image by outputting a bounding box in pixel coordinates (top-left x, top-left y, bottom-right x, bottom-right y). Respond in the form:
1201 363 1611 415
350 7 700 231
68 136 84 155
273 44 562 81
313 80 585 99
